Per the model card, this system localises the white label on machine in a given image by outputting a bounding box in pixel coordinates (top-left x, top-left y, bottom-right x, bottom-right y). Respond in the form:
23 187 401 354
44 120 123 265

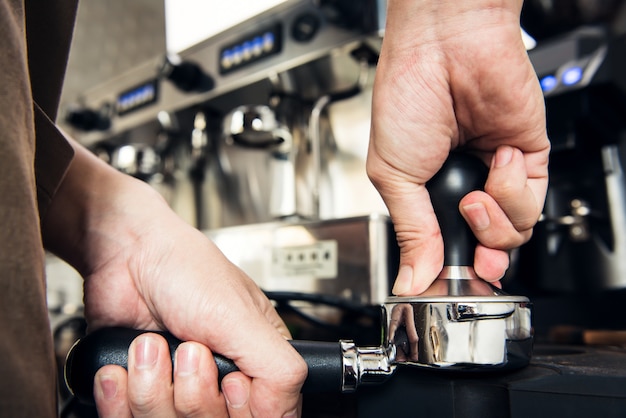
271 240 338 279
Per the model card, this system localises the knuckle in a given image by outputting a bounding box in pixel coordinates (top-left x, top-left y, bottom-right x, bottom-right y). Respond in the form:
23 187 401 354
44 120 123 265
130 391 161 416
484 178 518 200
513 214 539 232
280 354 309 390
175 400 205 418
290 355 309 384
482 227 531 250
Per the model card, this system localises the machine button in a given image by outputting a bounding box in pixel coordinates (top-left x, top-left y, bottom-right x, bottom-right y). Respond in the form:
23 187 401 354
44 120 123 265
292 12 321 42
161 55 214 93
64 106 111 132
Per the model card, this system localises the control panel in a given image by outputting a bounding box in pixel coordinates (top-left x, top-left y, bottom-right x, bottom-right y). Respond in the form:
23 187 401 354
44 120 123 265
219 24 283 74
116 79 159 115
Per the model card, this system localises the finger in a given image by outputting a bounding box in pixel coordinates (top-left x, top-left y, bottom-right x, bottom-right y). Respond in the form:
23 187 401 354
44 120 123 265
366 136 448 296
375 181 444 295
192 272 307 417
174 342 227 417
166 255 307 417
247 370 303 418
472 146 544 241
473 244 508 283
461 148 538 251
487 146 544 230
94 365 132 418
127 333 176 418
222 372 253 418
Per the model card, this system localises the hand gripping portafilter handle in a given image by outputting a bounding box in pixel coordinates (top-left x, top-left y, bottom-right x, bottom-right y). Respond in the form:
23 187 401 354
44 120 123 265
426 152 488 266
65 327 344 404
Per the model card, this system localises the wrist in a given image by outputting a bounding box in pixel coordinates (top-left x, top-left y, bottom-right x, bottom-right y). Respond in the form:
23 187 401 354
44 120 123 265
41 138 169 275
384 0 523 50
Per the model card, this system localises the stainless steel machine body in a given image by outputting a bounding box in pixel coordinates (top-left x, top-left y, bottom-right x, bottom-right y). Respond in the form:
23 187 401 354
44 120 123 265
206 214 398 305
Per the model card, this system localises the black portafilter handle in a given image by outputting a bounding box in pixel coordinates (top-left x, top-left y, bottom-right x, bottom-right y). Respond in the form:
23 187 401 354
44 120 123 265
65 327 343 404
426 152 488 266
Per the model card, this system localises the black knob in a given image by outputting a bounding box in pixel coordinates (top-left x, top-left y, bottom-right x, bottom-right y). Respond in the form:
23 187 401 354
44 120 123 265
65 107 111 132
162 56 214 93
426 152 488 267
291 12 322 42
318 0 377 31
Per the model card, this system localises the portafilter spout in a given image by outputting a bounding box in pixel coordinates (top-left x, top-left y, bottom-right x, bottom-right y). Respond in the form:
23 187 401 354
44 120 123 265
64 153 532 404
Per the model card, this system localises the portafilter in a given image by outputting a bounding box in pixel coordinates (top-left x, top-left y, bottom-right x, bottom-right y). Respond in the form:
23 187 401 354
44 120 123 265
65 152 532 403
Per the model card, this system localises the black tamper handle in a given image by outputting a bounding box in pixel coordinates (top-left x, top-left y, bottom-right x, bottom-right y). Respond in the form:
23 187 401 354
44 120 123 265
65 327 343 404
426 152 488 266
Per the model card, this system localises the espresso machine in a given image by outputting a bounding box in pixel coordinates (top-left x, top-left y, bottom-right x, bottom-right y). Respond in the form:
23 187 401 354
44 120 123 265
59 2 626 417
64 0 396 319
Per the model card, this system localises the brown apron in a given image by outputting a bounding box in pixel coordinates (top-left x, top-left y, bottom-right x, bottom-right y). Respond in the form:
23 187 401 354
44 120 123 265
0 0 77 416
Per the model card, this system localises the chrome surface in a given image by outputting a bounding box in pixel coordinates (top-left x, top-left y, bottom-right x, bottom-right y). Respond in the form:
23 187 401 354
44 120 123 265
337 282 532 391
382 295 532 369
437 265 479 280
379 260 532 370
340 340 359 392
340 340 395 392
221 104 297 218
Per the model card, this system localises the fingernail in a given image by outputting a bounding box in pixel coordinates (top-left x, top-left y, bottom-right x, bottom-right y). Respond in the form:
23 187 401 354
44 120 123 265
493 146 513 168
283 408 298 418
222 379 249 409
135 335 158 370
462 202 490 230
98 374 118 400
176 344 199 376
392 265 413 295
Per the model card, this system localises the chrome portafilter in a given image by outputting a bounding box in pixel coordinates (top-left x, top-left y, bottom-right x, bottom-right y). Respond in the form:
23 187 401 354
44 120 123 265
64 153 532 403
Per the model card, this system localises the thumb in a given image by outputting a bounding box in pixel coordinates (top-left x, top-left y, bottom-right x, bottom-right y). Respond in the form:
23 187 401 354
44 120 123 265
383 182 445 295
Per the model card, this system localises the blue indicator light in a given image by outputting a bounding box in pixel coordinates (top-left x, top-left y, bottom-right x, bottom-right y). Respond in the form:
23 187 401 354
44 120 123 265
252 36 264 55
242 41 253 60
562 66 583 86
263 32 275 52
540 75 558 92
232 45 243 64
219 24 281 74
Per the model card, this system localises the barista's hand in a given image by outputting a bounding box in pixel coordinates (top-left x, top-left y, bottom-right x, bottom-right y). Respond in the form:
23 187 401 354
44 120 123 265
367 0 550 295
43 142 306 417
